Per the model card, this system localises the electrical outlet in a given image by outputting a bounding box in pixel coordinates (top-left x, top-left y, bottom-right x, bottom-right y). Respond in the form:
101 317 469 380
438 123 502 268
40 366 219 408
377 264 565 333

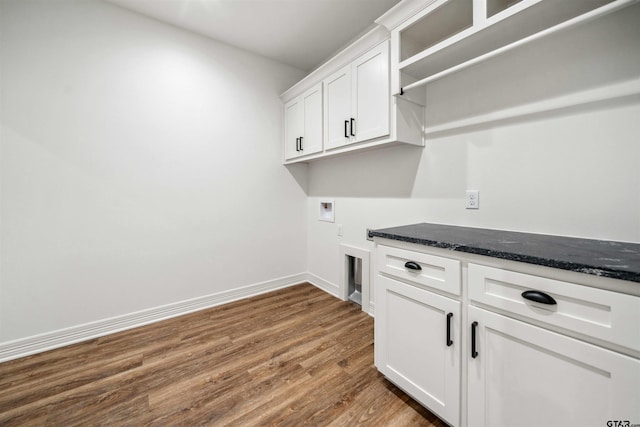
337 224 343 236
466 190 479 209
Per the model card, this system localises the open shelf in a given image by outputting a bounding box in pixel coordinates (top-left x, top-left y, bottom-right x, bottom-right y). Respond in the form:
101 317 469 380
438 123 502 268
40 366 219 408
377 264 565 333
487 0 524 18
393 0 640 136
400 0 473 61
396 0 626 91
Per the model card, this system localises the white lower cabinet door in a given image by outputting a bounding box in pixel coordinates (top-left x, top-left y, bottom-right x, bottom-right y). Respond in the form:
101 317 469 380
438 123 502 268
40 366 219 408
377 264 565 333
467 305 640 427
375 275 461 426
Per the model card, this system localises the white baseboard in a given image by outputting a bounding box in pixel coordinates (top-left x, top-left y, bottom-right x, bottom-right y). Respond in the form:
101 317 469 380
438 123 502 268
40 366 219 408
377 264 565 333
306 272 341 299
0 273 307 363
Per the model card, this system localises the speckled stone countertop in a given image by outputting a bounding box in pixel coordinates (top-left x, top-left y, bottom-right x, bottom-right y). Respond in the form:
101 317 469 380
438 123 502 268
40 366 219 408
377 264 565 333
369 223 640 283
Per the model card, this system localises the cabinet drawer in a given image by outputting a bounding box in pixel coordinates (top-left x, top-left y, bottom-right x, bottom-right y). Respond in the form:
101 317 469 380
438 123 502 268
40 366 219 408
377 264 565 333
468 263 640 353
377 245 461 295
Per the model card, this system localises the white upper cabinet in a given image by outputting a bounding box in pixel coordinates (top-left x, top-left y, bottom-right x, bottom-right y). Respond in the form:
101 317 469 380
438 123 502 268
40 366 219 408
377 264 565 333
324 41 390 150
284 83 323 161
323 65 352 150
280 26 423 164
352 41 390 143
283 97 302 160
301 85 323 156
281 0 637 163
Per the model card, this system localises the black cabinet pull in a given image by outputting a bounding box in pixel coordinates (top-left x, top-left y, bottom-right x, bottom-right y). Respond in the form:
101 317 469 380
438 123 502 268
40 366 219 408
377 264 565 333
471 321 478 358
404 261 421 271
299 136 303 151
446 312 453 347
521 290 557 305
295 137 300 151
344 120 349 138
350 118 355 136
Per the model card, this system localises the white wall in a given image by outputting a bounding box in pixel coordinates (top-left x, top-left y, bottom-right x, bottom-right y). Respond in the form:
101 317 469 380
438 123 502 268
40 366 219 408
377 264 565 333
1 0 638 352
307 5 640 294
0 0 307 342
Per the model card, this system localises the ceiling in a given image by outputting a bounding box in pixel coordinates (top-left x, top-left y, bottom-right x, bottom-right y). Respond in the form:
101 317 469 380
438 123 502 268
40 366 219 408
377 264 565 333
105 0 402 72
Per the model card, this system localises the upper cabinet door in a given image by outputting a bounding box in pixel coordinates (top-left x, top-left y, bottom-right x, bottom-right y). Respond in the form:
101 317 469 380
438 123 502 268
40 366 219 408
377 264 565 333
284 83 323 160
324 41 390 151
352 40 390 143
301 84 323 156
284 97 302 160
284 38 408 163
323 65 352 150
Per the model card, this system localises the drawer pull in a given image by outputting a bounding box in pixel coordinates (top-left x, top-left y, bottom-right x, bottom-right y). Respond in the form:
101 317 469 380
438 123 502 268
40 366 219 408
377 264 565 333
404 261 422 271
446 312 453 347
521 290 557 305
471 321 479 358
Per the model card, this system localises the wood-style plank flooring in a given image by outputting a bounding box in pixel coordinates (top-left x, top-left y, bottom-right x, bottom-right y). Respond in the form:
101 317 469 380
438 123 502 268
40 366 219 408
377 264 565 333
0 283 446 426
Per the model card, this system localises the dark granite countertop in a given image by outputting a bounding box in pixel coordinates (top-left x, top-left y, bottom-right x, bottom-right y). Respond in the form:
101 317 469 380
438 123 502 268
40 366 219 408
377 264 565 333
369 223 640 283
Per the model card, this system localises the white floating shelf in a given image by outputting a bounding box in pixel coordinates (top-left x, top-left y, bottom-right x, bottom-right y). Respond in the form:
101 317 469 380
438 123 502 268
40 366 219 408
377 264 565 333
396 0 637 92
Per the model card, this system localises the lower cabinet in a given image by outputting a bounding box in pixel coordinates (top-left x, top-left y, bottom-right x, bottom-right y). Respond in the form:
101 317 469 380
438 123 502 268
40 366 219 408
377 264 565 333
467 305 640 427
374 243 640 427
375 274 461 427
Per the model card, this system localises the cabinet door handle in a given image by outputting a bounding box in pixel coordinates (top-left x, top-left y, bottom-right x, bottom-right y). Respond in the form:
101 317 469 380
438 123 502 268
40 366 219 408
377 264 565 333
404 261 421 271
521 290 557 305
471 321 479 358
299 136 303 151
295 137 300 151
344 120 349 138
350 118 355 136
446 312 453 347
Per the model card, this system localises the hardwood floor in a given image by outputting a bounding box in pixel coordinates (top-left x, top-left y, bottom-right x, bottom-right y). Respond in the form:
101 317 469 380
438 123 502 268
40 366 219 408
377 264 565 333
0 283 446 426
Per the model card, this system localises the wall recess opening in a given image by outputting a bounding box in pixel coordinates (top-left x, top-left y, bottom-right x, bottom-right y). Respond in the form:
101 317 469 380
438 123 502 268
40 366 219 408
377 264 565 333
339 244 371 315
347 255 363 306
319 200 334 222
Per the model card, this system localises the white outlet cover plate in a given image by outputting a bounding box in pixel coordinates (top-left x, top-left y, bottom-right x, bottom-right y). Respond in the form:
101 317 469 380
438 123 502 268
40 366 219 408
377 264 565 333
466 190 479 209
